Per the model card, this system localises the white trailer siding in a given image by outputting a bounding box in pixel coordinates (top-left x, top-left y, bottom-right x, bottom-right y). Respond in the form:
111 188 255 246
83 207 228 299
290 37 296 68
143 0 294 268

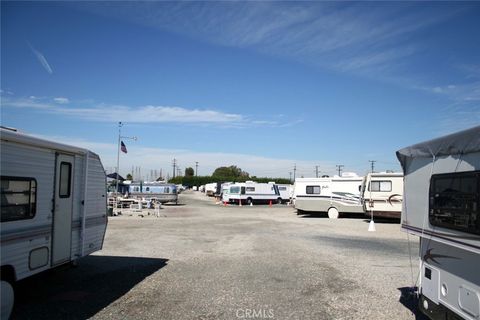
397 126 480 320
1 129 107 283
361 173 403 219
224 182 280 204
294 177 364 217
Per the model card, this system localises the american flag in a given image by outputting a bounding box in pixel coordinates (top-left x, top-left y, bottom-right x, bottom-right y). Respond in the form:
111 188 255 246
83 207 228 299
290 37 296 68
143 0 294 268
121 141 128 154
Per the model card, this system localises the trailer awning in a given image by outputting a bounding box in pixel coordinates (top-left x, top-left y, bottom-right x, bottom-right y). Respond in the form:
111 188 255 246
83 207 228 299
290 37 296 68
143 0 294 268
106 173 125 181
396 125 480 172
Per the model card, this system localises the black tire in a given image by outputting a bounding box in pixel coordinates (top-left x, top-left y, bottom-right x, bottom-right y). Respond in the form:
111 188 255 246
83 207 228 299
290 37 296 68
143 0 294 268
247 198 253 205
277 198 282 205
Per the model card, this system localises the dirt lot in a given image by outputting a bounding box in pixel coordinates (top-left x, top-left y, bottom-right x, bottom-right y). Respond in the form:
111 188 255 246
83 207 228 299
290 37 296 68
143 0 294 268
12 191 422 320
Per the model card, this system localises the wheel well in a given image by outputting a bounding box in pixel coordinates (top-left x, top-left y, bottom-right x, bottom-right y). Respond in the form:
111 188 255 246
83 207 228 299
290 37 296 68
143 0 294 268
1 265 16 283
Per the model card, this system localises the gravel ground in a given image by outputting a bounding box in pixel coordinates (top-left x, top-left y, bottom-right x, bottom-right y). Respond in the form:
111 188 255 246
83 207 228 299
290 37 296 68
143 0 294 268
11 191 422 320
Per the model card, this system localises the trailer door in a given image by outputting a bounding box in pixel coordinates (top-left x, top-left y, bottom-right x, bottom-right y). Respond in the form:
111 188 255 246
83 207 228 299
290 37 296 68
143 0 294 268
52 154 74 265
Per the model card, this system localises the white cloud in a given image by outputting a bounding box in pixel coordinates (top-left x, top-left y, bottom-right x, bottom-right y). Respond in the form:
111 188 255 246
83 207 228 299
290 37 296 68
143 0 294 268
81 2 458 77
53 97 70 104
27 132 336 179
2 96 301 128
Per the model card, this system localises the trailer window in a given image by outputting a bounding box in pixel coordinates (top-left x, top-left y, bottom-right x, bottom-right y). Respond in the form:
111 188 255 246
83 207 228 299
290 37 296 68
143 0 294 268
59 162 72 198
429 171 479 235
1 177 37 222
306 186 320 194
278 186 287 191
246 187 255 192
230 186 240 194
369 181 392 192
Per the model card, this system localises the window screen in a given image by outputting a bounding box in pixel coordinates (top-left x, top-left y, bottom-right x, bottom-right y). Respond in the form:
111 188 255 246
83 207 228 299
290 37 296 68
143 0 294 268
306 186 320 194
59 162 72 198
369 181 392 192
1 177 37 222
429 171 479 235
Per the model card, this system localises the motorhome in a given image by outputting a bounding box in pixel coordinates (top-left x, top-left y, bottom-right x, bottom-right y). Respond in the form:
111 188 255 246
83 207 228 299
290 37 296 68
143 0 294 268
275 184 293 203
361 172 403 219
294 175 364 218
0 128 108 318
128 182 178 204
205 182 217 197
223 181 281 205
396 125 480 320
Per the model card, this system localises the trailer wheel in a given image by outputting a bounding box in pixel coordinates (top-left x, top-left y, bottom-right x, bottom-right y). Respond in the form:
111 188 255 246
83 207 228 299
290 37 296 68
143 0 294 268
327 207 339 219
277 198 282 205
1 280 14 319
247 198 253 205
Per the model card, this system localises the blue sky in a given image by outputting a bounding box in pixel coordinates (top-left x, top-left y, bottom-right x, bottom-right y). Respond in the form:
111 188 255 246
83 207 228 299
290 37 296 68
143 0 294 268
1 1 479 179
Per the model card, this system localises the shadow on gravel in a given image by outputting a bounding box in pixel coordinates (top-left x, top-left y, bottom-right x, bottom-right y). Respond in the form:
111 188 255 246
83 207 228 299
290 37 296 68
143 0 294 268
398 287 429 320
363 218 401 224
297 211 365 219
163 203 185 206
11 255 168 320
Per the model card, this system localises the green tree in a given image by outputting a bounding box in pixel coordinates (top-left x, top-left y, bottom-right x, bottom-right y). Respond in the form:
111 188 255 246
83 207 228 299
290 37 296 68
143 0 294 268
126 173 133 180
212 165 249 178
185 167 194 177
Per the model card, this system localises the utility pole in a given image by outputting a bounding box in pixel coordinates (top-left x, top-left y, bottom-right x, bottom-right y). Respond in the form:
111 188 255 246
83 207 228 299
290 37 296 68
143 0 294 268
369 160 376 173
172 158 176 179
293 164 297 182
195 161 199 176
315 165 319 178
336 164 344 177
289 172 292 183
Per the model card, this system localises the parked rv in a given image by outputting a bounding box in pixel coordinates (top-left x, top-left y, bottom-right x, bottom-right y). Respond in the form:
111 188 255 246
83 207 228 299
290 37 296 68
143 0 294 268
397 125 480 320
275 184 293 203
0 128 108 319
128 182 178 204
361 172 403 219
223 181 281 205
205 182 217 197
293 175 364 218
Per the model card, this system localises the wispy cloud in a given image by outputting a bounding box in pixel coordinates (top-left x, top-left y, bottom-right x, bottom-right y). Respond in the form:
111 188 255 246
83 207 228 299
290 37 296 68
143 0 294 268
27 42 53 74
82 2 459 78
2 96 300 128
53 97 70 104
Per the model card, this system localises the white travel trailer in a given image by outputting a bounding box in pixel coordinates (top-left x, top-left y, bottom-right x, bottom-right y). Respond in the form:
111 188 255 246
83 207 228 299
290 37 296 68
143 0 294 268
128 182 178 204
361 172 404 219
294 175 364 218
0 128 107 318
223 181 281 205
397 126 480 320
205 182 217 197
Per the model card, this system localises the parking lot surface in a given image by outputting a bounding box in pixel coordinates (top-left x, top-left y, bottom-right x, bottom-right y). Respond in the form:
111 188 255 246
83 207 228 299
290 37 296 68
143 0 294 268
12 191 420 320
